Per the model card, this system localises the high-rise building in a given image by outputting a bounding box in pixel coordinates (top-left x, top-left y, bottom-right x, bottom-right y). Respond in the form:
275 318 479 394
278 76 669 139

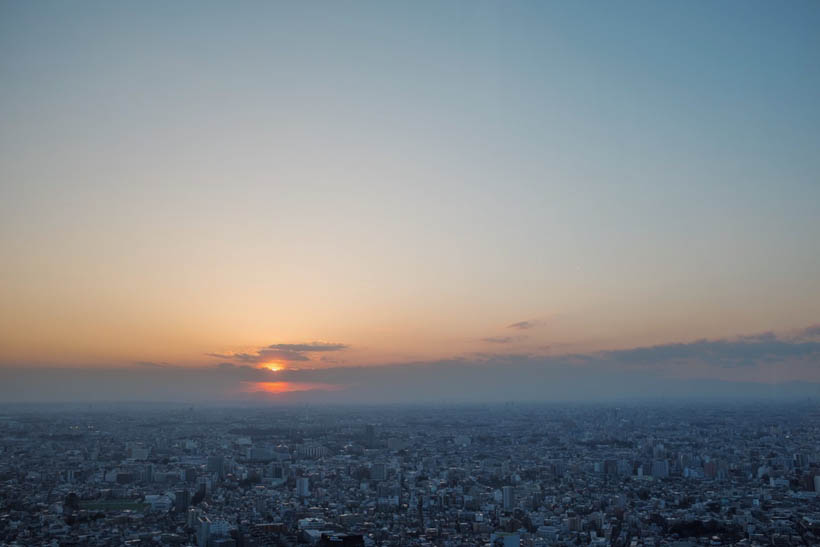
704 460 718 479
502 486 515 511
651 460 669 479
364 424 376 448
272 463 286 480
197 516 211 547
207 456 225 479
297 476 310 497
370 463 386 481
175 489 190 513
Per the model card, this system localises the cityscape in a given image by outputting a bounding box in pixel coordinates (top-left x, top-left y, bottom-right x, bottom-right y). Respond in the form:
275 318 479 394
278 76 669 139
2 1 820 546
2 402 820 546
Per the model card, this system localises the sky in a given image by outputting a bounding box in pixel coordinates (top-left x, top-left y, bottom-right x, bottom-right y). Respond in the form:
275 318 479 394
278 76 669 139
1 1 819 402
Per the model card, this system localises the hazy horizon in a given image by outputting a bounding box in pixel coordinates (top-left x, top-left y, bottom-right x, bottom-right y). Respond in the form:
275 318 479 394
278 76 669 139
3 323 819 403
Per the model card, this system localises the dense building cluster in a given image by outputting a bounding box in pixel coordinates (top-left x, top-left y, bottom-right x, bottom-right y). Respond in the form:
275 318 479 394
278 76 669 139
1 402 819 546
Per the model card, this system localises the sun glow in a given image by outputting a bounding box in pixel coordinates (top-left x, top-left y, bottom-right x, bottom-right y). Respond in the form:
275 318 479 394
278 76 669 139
262 363 283 372
243 381 342 395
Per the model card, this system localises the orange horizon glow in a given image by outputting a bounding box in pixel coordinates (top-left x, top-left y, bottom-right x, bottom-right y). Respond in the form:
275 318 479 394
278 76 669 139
261 363 284 372
243 381 343 395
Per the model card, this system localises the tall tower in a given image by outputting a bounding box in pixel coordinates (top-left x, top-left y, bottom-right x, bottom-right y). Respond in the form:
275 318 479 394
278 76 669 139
502 486 515 511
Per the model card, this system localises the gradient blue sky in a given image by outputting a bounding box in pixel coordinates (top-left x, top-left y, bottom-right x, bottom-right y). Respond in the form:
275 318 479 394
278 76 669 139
1 1 819 398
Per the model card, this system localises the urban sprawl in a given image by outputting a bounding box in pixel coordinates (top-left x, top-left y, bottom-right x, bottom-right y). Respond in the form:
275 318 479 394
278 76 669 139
1 402 819 546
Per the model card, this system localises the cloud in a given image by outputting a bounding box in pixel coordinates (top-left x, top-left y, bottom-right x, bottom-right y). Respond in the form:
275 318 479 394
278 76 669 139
267 342 348 352
207 341 348 364
3 326 820 404
260 330 820 401
601 335 820 368
508 320 540 330
480 335 528 344
268 358 820 404
207 349 310 363
481 336 515 344
739 331 777 342
800 324 820 339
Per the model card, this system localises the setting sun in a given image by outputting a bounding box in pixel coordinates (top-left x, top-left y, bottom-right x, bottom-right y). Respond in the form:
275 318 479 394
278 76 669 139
262 363 283 372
